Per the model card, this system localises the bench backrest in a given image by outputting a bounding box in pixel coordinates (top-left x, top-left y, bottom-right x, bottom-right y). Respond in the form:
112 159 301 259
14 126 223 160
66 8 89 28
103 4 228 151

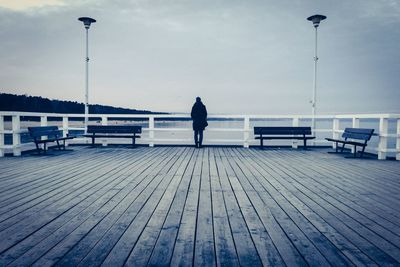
28 126 62 139
87 125 142 134
254 127 312 136
342 128 374 141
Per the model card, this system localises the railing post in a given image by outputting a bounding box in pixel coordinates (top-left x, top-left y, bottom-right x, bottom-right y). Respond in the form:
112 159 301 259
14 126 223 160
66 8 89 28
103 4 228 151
149 116 155 147
40 116 47 126
243 116 250 148
101 116 108 146
351 117 360 153
292 117 299 148
378 117 388 160
12 115 21 156
62 117 69 137
63 116 69 147
0 115 4 157
41 116 48 141
332 118 340 149
352 117 360 128
83 115 89 144
396 119 400 161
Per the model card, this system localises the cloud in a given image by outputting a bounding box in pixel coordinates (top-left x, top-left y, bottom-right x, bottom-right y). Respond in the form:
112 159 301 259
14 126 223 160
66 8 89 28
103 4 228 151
0 0 399 114
358 0 400 22
0 0 66 11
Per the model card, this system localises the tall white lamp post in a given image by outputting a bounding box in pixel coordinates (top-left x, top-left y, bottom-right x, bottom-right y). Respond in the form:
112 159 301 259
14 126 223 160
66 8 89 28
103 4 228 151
78 17 96 134
307 14 326 140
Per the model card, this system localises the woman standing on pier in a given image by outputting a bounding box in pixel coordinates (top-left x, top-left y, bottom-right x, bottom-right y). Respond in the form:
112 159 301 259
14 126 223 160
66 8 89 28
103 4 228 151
191 97 208 148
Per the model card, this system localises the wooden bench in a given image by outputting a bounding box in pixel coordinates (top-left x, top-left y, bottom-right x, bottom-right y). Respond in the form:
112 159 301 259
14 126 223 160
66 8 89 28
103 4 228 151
325 128 374 158
254 127 315 149
28 126 75 154
83 125 142 147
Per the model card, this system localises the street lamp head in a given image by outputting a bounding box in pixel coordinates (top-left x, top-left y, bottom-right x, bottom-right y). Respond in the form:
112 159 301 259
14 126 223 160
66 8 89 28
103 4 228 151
78 17 96 29
307 14 326 28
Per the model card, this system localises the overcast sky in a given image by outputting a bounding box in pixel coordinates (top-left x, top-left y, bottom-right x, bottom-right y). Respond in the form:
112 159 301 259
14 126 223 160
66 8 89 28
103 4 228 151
0 0 399 114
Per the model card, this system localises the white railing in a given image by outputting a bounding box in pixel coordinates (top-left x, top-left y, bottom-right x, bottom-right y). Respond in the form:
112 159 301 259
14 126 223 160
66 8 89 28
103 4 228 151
0 112 399 160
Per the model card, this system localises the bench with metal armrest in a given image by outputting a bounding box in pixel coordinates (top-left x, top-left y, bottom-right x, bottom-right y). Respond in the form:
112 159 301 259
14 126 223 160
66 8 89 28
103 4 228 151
83 125 142 147
325 128 374 158
28 126 74 154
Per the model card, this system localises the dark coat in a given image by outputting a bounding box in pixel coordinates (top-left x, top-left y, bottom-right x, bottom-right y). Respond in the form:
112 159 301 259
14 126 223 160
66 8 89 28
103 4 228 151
191 101 208 131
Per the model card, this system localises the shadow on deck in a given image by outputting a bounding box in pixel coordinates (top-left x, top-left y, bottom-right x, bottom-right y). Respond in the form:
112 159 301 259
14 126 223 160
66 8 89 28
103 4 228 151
0 146 399 266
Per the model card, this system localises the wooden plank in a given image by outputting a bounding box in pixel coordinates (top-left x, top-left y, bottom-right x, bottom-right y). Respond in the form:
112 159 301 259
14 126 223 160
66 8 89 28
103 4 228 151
193 147 216 266
169 149 203 266
0 149 140 232
50 148 185 266
233 148 361 266
208 148 239 267
227 148 332 266
0 149 93 180
0 148 116 201
0 147 399 266
307 151 400 199
241 148 376 266
0 149 145 225
274 149 400 220
294 153 400 217
30 148 178 267
0 147 105 193
214 148 263 266
102 148 193 266
248 148 399 265
0 148 164 266
263 151 400 262
0 149 141 252
219 148 287 267
275 150 400 237
146 149 199 266
2 149 142 249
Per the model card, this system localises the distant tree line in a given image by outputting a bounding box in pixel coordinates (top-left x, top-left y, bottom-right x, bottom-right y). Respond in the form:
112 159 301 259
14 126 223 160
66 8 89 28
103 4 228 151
0 93 163 114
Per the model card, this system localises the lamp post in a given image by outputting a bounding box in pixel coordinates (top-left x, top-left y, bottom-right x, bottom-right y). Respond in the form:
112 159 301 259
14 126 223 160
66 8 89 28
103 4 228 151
78 17 96 134
307 14 326 140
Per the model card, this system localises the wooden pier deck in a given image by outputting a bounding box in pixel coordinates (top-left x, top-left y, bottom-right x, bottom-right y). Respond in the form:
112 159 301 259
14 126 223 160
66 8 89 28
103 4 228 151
0 146 399 266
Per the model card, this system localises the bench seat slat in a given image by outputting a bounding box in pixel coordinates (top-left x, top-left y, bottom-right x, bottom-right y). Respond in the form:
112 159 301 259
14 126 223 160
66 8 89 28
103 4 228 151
83 134 141 138
254 127 312 136
87 125 142 134
325 138 367 146
255 136 315 140
34 136 74 143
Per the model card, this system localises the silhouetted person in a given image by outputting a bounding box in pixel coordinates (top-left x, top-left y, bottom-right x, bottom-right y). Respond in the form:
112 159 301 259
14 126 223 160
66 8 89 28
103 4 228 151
191 97 208 148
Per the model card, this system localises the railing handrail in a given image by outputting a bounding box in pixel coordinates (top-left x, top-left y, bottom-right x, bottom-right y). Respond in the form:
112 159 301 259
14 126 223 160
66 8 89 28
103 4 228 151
1 111 400 119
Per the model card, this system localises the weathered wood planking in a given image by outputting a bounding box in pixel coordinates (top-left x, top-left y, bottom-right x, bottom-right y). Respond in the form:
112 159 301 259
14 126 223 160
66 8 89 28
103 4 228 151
0 146 399 266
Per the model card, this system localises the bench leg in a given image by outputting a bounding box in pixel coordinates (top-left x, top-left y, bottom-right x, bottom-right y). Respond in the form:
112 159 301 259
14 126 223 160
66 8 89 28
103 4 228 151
56 139 62 150
353 145 357 158
34 142 41 154
132 137 136 148
303 139 307 149
360 146 366 158
328 142 347 154
62 139 69 150
92 137 95 146
260 139 264 149
340 143 346 153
